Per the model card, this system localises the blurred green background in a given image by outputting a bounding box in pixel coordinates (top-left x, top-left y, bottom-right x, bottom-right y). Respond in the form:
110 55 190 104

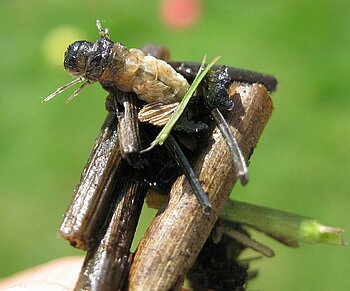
0 0 349 290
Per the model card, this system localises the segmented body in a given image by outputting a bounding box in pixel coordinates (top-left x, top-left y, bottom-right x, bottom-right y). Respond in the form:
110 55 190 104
105 44 189 104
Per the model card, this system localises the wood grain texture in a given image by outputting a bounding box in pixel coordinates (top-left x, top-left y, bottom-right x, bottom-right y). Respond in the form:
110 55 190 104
129 83 273 290
58 113 122 250
74 170 147 291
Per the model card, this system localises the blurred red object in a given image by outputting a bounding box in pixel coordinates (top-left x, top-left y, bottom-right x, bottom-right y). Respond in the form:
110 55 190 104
160 0 202 28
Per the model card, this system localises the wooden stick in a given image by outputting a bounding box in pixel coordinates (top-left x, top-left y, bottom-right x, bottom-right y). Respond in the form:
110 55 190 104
114 91 143 168
58 113 122 250
129 83 273 290
74 169 147 291
169 61 278 92
164 135 211 212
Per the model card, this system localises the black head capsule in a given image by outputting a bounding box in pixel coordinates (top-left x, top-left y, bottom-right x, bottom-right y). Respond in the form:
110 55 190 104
64 41 94 78
64 38 114 82
42 41 95 103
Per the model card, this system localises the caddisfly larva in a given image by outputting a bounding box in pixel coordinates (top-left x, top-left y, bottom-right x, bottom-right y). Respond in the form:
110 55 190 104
44 20 189 107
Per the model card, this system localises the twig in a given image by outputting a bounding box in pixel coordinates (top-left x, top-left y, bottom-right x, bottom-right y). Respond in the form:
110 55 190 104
58 113 123 250
164 135 211 212
113 91 143 168
74 169 147 290
211 108 248 185
217 222 275 257
169 61 278 92
129 83 273 290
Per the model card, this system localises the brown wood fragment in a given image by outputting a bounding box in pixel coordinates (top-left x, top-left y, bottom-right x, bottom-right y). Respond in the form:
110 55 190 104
115 92 143 167
169 61 278 92
129 83 273 290
58 113 122 250
218 222 275 257
74 169 147 291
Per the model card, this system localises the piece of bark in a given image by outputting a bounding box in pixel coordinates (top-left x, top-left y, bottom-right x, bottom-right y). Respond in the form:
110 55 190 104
129 83 273 290
114 91 143 168
58 113 123 250
169 61 278 92
74 169 147 291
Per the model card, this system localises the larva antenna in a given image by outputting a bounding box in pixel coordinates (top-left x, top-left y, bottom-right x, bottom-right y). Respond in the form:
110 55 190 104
65 80 92 103
42 76 85 103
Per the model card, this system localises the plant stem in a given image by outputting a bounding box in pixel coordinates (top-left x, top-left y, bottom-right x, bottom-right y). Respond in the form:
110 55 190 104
221 200 346 246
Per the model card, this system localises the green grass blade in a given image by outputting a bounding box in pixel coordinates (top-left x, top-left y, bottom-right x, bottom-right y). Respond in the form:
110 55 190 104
149 55 221 148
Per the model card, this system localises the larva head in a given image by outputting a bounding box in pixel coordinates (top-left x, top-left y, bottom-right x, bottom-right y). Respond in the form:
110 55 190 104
64 41 94 78
42 41 95 103
43 21 113 103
